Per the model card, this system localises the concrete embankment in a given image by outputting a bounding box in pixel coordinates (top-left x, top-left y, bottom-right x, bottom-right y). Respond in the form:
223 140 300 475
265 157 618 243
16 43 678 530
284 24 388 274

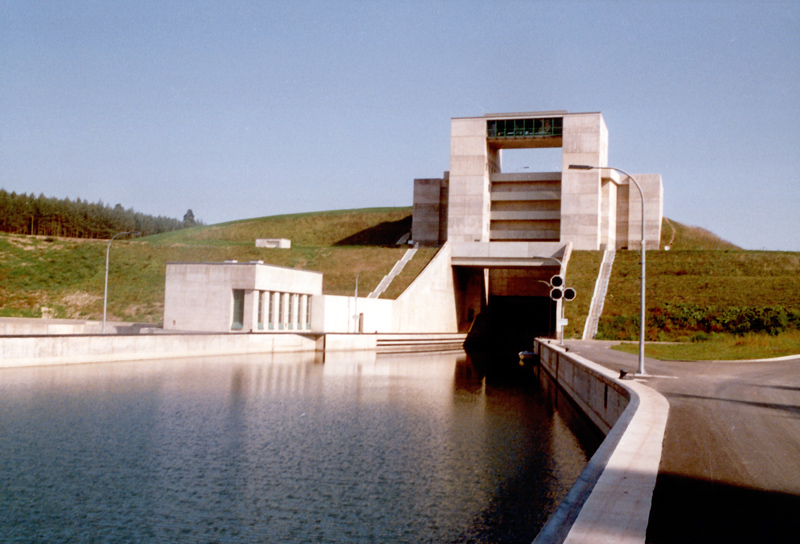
0 331 469 368
533 340 669 544
0 332 319 368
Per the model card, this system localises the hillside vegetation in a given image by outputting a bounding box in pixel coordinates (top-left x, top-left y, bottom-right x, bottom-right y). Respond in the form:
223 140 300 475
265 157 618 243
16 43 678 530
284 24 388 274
2 208 797 348
0 189 192 238
0 208 429 324
660 217 740 250
583 219 800 342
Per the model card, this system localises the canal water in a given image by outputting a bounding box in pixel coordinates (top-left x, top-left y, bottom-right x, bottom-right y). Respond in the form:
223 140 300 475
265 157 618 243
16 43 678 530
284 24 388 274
0 350 600 543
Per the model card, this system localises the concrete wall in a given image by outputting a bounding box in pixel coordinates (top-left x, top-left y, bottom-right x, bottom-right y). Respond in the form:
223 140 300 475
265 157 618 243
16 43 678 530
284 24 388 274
490 172 562 241
311 295 393 333
600 178 617 250
448 117 493 243
323 333 378 352
162 246 460 336
532 339 669 544
393 242 460 332
0 318 99 335
616 174 664 250
164 262 323 333
535 339 628 434
416 110 663 253
0 333 318 369
412 176 448 245
0 318 159 335
560 113 609 250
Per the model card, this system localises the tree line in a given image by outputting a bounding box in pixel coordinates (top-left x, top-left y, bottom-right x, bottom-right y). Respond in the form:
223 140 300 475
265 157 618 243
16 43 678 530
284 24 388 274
0 189 201 239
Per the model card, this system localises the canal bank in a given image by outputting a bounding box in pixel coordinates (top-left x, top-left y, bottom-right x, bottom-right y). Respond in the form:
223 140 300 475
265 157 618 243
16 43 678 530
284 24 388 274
0 327 468 369
532 340 669 544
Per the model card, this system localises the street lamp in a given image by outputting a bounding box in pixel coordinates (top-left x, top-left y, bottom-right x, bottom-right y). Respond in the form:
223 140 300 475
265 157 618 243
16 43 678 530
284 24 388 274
569 164 647 375
103 231 140 333
353 270 361 333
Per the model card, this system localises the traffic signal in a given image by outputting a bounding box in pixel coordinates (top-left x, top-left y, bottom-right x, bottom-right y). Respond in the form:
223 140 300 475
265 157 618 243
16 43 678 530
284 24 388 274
549 276 576 301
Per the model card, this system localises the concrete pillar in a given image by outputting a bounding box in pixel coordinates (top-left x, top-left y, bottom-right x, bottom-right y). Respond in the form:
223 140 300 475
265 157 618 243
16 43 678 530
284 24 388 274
448 117 492 243
243 289 257 332
622 174 664 250
280 292 288 330
299 294 307 330
601 179 617 250
560 113 609 250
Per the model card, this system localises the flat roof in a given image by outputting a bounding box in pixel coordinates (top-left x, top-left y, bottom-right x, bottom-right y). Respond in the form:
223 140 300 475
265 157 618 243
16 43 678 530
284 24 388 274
452 111 602 120
165 261 323 275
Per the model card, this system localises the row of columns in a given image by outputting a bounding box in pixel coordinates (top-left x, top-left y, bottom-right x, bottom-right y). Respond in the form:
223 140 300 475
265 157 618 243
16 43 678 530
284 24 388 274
262 291 310 331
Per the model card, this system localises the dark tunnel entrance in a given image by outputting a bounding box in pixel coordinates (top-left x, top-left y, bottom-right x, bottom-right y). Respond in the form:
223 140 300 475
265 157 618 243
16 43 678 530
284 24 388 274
466 295 556 354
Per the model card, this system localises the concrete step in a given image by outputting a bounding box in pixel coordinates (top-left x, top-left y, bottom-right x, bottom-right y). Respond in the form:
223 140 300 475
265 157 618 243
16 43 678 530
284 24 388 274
368 244 419 299
582 249 615 340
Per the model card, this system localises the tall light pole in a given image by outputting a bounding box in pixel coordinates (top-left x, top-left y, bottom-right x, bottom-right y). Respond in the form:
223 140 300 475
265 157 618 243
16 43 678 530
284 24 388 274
353 270 361 333
569 164 647 375
103 231 140 333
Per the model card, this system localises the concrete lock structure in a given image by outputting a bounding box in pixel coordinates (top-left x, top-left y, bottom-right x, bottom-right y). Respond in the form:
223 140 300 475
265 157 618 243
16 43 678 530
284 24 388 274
411 110 664 341
163 110 663 340
412 111 663 250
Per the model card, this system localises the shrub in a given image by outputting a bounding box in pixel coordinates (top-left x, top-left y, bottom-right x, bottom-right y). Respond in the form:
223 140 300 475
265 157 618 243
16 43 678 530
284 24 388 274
600 304 799 340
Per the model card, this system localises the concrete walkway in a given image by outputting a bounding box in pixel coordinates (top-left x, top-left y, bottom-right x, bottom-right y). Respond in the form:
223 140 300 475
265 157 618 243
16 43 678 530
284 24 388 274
564 340 800 544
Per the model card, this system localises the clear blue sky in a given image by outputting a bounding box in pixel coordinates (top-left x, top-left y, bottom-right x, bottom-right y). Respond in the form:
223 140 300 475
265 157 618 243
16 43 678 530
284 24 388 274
2 1 798 250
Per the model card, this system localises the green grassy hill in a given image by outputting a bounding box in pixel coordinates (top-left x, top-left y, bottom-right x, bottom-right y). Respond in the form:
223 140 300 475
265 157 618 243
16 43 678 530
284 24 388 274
0 208 434 324
562 219 800 342
2 210 798 346
660 217 740 250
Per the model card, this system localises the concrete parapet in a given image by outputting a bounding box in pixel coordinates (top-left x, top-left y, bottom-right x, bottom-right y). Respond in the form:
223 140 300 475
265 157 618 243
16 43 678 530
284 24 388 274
0 333 318 369
375 332 467 353
323 333 378 352
533 340 669 544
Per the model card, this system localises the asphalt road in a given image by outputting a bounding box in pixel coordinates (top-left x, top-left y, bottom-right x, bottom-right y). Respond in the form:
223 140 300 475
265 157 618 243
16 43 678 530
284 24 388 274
563 340 800 544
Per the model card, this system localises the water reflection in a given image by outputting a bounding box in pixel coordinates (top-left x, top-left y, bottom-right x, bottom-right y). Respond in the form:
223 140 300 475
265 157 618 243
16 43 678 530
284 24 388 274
0 350 599 543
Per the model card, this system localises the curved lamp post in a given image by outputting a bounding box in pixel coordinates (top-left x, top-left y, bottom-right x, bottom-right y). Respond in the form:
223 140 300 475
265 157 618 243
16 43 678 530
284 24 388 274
103 231 140 333
569 164 647 375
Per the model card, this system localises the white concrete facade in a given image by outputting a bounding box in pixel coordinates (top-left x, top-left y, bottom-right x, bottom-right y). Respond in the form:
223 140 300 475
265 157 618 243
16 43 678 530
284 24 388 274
412 110 664 251
164 262 323 333
163 245 461 335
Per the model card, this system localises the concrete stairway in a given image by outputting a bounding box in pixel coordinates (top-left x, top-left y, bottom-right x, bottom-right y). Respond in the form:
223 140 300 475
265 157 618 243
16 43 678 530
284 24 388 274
582 249 616 340
368 244 418 299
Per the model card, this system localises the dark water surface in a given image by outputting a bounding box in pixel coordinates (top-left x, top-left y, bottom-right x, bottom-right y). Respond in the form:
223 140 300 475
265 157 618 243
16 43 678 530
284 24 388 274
0 350 599 543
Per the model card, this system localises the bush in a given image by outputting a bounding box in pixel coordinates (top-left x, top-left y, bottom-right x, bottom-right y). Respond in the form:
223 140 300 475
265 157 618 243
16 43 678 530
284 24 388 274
599 303 799 340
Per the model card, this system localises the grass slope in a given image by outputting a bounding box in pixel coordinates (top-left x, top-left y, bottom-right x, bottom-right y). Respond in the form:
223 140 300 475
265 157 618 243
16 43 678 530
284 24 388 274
564 218 800 348
0 208 432 324
660 217 740 250
3 208 797 356
563 251 604 338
